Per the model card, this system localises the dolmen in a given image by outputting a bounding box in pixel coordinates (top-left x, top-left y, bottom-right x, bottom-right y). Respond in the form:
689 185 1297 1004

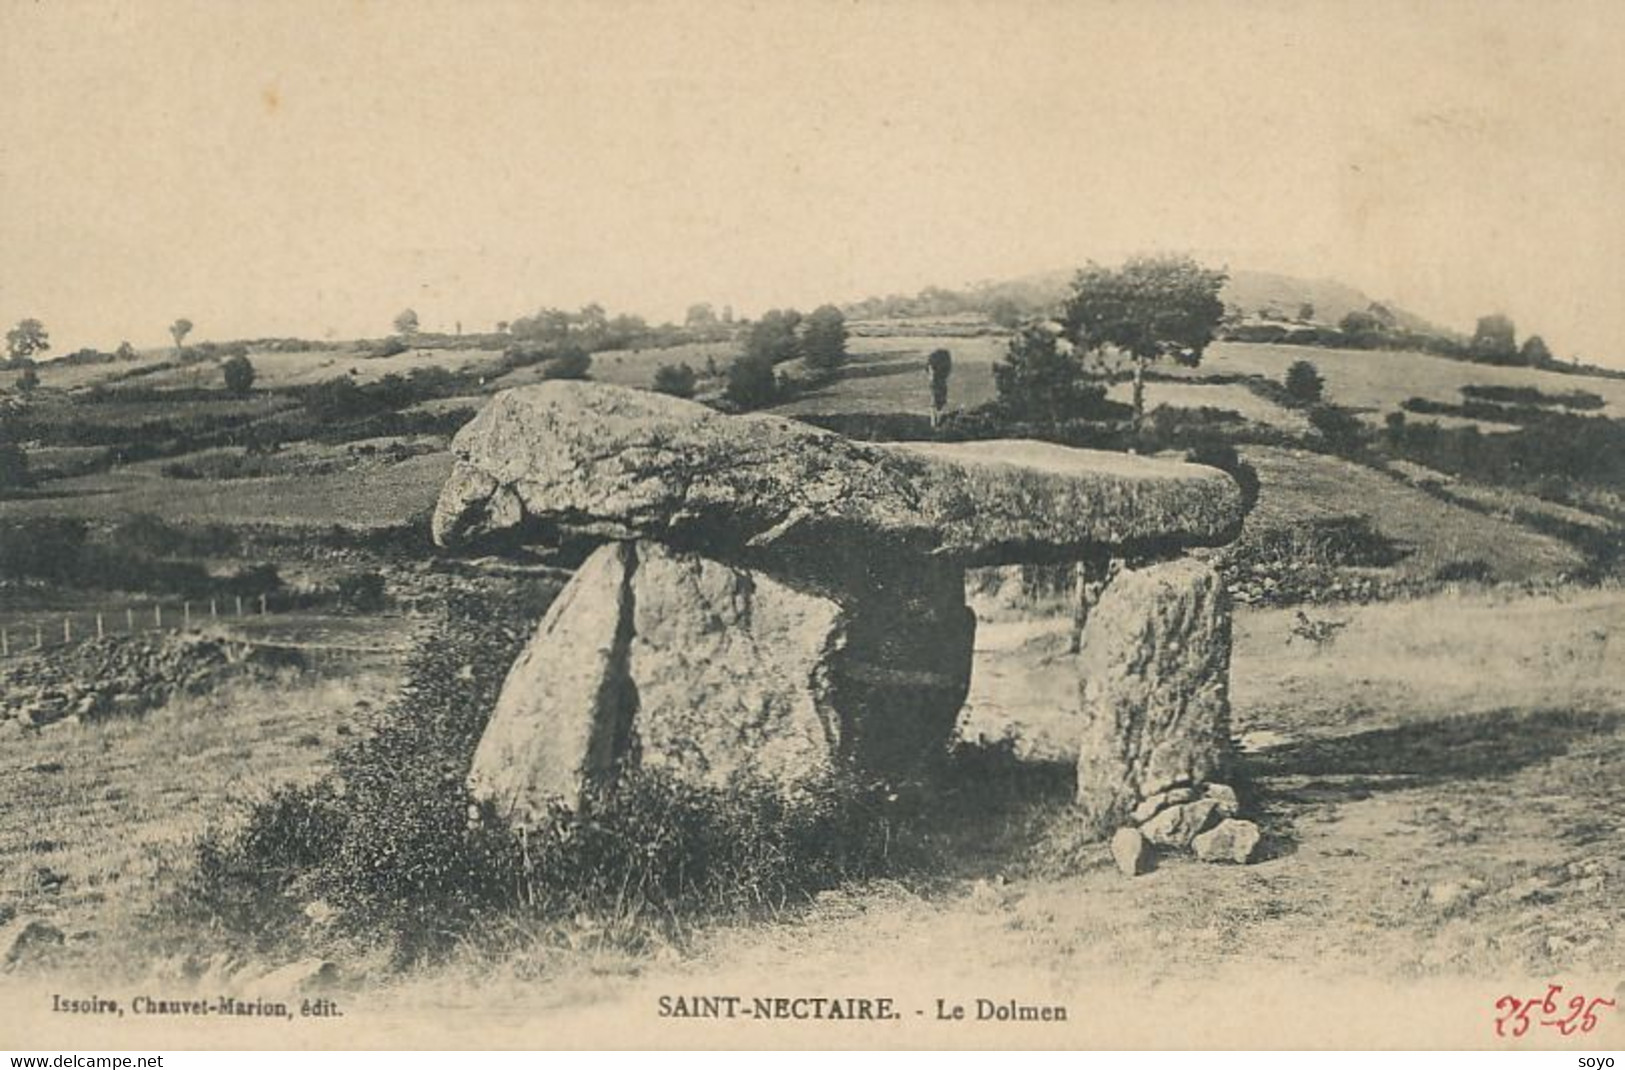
431 382 1246 844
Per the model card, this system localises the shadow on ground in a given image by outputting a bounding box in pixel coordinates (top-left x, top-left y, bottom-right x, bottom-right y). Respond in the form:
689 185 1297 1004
923 707 1625 873
1247 707 1622 790
904 743 1077 876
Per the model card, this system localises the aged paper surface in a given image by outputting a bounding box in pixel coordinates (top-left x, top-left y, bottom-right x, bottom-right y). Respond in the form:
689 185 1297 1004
2 0 1624 1051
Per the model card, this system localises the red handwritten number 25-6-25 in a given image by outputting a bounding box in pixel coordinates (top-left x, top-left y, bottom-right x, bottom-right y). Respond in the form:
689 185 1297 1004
1495 985 1616 1037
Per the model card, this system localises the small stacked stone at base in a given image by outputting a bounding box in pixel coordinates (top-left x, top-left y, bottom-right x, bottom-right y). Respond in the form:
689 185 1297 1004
1109 780 1262 876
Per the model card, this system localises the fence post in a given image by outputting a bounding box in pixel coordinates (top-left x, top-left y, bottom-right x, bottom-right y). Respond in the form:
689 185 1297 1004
235 595 243 617
155 605 162 629
63 617 71 643
126 607 135 633
35 625 43 649
184 602 192 629
210 598 217 619
96 613 104 640
2 628 8 657
259 594 267 616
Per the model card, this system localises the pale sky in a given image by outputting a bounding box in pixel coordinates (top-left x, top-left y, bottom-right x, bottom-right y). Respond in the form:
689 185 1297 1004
3 0 1624 365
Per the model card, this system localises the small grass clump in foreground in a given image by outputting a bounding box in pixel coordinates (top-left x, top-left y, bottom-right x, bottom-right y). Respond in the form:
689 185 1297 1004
169 585 914 967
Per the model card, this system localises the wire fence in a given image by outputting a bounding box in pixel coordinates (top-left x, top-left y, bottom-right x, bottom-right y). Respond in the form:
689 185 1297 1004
0 595 413 659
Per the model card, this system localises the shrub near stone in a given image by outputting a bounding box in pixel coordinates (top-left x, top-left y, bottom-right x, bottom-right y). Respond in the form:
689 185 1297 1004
184 583 905 963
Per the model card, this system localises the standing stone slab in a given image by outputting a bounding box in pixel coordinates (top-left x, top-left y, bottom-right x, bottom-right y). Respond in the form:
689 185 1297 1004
467 542 636 823
1074 558 1233 836
627 542 843 792
467 540 975 825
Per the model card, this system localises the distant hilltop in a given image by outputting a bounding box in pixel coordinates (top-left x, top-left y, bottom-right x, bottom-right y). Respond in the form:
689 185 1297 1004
844 266 1453 338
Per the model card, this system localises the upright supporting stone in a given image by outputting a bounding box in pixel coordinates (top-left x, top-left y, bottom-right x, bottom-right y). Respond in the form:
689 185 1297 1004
1074 558 1232 836
625 543 846 794
467 540 975 825
467 543 637 823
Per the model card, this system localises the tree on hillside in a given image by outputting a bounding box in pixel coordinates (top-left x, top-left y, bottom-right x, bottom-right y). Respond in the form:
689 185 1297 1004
652 362 698 399
800 305 848 373
743 309 802 366
5 319 49 363
509 307 573 344
1339 309 1381 334
927 348 953 427
685 303 717 328
724 354 777 410
222 354 257 395
393 308 420 337
993 325 1104 424
115 341 137 361
1519 334 1552 367
1061 255 1228 422
1283 359 1325 405
1470 314 1518 365
1336 308 1396 349
169 318 193 354
1297 302 1316 323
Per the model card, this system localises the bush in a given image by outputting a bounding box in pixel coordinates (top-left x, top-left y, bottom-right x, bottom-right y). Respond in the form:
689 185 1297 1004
303 376 382 422
538 347 592 381
1221 514 1407 605
1283 360 1324 405
331 570 387 611
180 588 912 963
992 326 1110 424
221 563 283 600
1433 559 1494 584
221 355 256 395
800 305 848 373
1386 409 1625 495
742 310 802 366
1459 383 1604 410
724 355 778 410
651 362 698 399
109 513 240 557
1307 403 1365 452
0 518 88 581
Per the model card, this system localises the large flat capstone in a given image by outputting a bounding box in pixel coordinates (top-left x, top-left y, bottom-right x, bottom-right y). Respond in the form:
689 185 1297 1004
432 382 1242 565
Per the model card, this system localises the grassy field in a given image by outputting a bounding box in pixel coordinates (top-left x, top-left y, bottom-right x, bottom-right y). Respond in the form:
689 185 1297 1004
1188 342 1625 417
0 450 450 529
1236 445 1586 582
0 658 405 966
776 333 1625 430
